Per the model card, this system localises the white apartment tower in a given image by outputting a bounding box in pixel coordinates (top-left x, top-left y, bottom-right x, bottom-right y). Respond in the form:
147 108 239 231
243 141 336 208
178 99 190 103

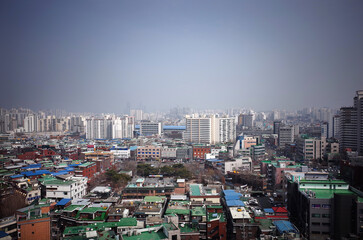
86 118 113 139
184 115 236 144
24 114 38 132
112 116 135 139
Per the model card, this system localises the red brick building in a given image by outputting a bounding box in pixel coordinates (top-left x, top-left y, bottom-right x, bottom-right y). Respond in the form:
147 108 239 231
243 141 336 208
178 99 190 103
75 162 97 182
206 206 227 240
192 146 211 160
16 202 55 240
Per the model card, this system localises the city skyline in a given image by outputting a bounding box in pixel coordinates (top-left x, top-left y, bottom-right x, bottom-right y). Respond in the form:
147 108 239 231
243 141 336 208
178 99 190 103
1 0 363 112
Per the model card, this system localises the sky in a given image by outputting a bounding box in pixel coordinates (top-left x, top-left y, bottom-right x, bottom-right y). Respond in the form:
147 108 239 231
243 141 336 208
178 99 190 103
1 0 362 113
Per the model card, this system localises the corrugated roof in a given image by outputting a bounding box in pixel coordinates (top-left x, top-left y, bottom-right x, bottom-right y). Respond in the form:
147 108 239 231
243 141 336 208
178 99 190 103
56 198 72 206
226 200 245 207
273 220 298 234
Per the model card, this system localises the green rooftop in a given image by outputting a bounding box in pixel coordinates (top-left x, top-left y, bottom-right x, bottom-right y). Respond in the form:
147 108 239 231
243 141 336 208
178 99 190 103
43 179 75 186
165 208 190 215
64 205 84 212
78 207 108 214
299 180 347 185
79 162 95 167
308 189 355 199
122 230 167 240
191 207 206 216
190 184 201 196
179 224 199 233
144 196 165 203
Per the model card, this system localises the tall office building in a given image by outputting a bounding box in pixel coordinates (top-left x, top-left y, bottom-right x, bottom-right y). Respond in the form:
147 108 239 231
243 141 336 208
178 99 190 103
139 121 161 136
340 90 363 155
238 114 253 128
321 122 329 138
278 125 295 147
184 115 236 144
332 115 340 139
273 121 281 134
184 116 212 144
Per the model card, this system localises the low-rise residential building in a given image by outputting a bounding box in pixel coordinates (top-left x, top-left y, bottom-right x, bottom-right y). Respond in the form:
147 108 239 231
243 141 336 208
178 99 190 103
40 176 87 200
189 184 220 205
122 177 175 200
16 202 54 240
223 157 252 174
110 147 131 159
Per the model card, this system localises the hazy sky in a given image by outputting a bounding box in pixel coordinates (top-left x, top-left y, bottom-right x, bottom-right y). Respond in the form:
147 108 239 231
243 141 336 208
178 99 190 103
1 0 362 113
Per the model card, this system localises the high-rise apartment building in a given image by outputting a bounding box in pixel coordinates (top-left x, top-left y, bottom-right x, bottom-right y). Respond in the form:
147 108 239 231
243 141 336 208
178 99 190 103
340 90 363 155
217 117 236 143
24 114 38 132
86 118 112 139
112 116 134 139
184 115 235 144
130 109 143 121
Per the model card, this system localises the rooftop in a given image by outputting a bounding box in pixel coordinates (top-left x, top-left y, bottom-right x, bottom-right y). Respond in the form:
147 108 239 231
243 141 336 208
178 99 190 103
190 184 201 196
122 230 167 240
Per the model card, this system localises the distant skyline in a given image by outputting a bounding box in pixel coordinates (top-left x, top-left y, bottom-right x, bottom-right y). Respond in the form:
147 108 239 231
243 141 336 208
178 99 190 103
1 0 362 113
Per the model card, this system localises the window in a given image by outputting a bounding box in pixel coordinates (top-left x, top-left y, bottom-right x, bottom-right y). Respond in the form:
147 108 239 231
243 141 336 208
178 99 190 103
312 213 320 218
322 214 330 218
322 222 330 226
312 222 320 226
64 192 68 195
322 204 330 209
312 204 321 209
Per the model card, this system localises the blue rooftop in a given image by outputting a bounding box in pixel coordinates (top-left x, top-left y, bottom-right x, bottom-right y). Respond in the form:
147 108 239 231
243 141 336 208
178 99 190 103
226 199 245 207
10 174 24 179
206 159 223 162
264 208 274 213
223 190 243 201
273 220 298 234
21 164 42 169
56 198 72 206
163 126 186 130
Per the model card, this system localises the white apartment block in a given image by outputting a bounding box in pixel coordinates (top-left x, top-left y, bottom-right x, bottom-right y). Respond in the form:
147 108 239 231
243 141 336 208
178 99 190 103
184 115 236 144
43 176 87 200
112 116 135 139
86 118 113 139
